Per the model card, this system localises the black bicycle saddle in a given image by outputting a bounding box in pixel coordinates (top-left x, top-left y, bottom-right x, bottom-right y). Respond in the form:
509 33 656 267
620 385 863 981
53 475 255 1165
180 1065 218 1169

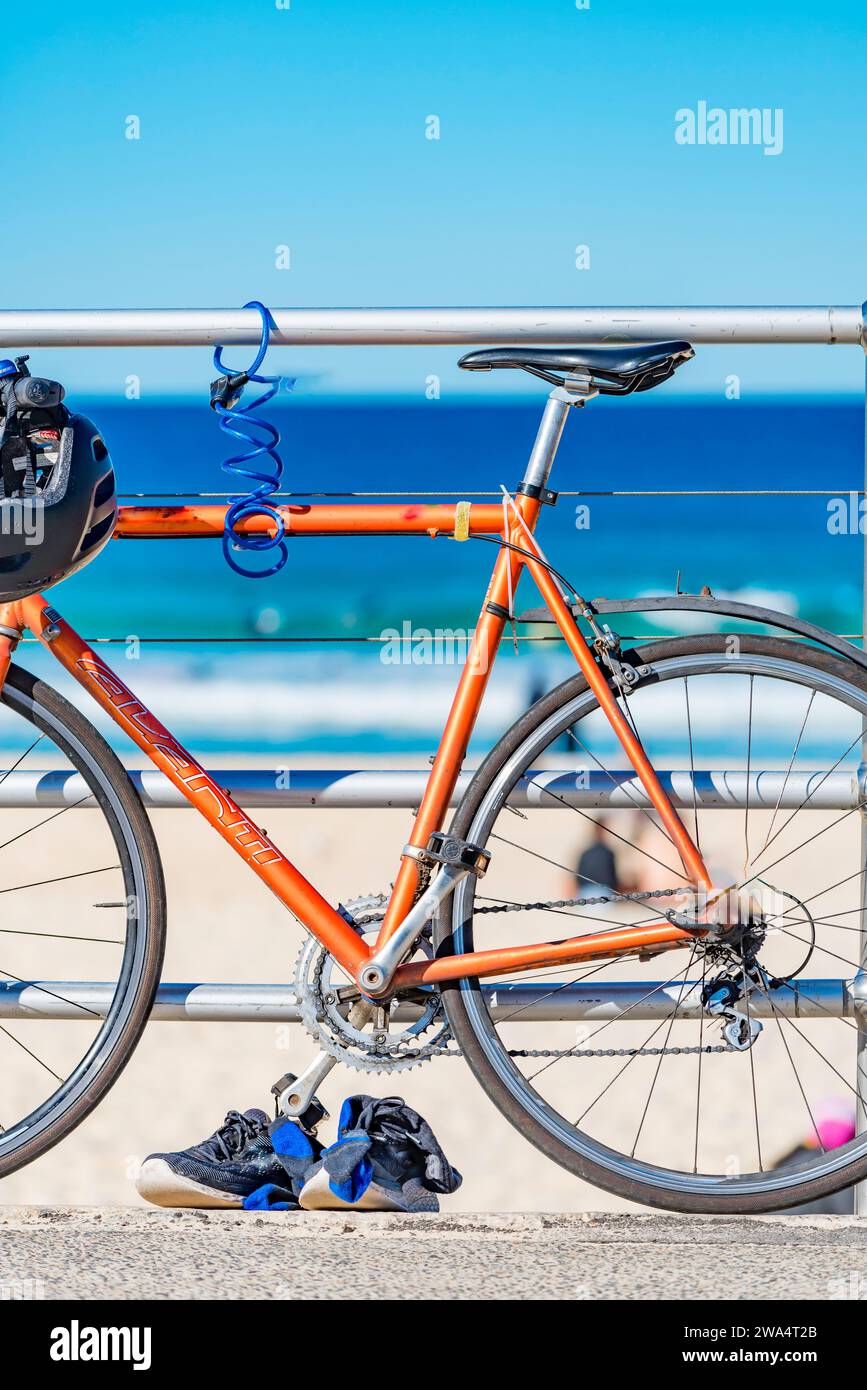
458 341 694 393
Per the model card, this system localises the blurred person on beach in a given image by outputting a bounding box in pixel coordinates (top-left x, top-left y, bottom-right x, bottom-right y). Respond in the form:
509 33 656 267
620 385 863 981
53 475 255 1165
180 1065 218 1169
576 818 625 897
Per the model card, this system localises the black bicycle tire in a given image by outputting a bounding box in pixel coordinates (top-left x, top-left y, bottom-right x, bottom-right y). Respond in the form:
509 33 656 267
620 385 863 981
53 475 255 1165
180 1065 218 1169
435 633 867 1213
0 663 166 1180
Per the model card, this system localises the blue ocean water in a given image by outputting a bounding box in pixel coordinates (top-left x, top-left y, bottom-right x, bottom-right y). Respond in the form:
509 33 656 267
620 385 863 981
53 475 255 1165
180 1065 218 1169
20 394 866 754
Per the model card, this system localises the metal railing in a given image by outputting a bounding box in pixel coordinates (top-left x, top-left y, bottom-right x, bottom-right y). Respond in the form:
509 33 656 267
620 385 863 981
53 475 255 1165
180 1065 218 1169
0 767 860 810
0 304 863 346
3 306 861 531
1 977 860 1024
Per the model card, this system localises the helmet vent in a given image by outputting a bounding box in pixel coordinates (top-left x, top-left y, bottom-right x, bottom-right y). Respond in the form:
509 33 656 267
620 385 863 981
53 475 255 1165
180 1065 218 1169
0 551 32 574
93 470 115 509
91 436 109 463
80 511 114 554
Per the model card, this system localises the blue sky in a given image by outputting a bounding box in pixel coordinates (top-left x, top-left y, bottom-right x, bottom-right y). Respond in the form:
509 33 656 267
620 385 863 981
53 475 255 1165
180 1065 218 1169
2 0 866 397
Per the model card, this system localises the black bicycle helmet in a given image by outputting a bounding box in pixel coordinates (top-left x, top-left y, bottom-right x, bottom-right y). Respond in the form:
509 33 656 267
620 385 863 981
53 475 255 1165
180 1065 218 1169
0 357 117 601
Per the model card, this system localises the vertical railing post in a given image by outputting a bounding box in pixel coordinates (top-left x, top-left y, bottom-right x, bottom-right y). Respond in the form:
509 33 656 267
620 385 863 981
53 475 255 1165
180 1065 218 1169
857 304 867 1215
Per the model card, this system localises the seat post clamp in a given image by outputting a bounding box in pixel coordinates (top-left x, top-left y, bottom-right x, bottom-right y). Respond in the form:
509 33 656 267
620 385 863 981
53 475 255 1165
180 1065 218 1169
516 481 558 506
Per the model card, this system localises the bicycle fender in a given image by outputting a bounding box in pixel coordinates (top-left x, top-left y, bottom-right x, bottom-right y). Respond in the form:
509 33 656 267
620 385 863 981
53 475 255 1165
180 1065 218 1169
516 593 867 675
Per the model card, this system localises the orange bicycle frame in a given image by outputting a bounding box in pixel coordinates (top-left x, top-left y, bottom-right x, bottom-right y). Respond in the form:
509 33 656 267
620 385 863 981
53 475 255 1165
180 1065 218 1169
0 475 712 993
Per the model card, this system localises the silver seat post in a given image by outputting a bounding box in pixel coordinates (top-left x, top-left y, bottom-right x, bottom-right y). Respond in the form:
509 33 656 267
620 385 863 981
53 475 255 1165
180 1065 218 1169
521 380 595 493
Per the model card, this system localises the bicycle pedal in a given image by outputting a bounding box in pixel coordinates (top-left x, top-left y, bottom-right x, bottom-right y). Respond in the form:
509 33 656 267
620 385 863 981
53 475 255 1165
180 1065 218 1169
270 1072 329 1135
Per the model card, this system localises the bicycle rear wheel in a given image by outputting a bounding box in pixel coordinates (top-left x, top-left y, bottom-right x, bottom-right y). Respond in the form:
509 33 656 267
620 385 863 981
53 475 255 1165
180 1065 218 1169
0 664 165 1178
435 634 867 1212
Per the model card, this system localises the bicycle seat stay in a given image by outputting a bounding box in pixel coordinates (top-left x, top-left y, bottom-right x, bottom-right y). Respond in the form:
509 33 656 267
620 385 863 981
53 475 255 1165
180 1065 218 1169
458 340 694 393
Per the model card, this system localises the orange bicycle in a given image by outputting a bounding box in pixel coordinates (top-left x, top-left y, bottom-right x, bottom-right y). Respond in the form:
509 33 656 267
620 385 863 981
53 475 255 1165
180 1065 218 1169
2 339 866 1212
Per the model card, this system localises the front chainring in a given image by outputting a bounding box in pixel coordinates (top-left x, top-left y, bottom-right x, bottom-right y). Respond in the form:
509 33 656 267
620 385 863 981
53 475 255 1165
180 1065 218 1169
294 894 454 1073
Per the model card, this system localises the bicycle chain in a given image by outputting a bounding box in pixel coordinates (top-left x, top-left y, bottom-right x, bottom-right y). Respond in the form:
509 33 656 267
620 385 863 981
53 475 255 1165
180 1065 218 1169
395 1042 734 1059
474 885 693 916
347 885 737 1060
350 884 689 927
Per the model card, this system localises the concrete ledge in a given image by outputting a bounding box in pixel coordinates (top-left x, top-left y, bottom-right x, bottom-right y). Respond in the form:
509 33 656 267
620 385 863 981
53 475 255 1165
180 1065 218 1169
2 1208 866 1300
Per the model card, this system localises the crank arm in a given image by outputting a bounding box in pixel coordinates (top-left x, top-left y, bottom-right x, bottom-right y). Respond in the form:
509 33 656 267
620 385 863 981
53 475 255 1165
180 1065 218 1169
274 1050 338 1119
275 998 375 1117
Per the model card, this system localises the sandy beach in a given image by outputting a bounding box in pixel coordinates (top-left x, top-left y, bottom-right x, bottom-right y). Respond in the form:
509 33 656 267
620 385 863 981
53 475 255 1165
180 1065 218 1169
4 778 628 1211
0 738 860 1215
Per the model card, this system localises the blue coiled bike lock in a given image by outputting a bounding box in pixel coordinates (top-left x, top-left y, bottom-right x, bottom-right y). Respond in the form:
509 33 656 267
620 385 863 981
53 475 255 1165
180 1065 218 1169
210 301 293 578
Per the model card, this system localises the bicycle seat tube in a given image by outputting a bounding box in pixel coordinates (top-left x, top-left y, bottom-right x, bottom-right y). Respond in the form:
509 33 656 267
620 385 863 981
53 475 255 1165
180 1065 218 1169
364 386 587 992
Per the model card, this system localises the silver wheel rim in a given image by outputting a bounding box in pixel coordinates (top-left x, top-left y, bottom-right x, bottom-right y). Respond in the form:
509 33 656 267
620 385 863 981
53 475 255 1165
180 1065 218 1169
0 680 149 1163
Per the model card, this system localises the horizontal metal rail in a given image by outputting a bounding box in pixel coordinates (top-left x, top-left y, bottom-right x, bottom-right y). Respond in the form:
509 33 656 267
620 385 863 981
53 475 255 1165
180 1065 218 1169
0 305 862 348
0 768 858 809
1 978 861 1022
114 489 867 500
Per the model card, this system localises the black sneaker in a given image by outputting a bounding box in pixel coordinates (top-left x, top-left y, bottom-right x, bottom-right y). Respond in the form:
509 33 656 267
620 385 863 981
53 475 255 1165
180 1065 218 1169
137 1108 287 1209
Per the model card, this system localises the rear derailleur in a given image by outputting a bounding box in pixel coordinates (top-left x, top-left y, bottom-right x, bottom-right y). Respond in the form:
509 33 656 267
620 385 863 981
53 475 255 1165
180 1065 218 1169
699 921 770 1051
702 969 764 1051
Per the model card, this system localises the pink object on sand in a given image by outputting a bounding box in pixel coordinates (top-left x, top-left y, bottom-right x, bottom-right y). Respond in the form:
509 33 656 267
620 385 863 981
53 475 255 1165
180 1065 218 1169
813 1101 856 1151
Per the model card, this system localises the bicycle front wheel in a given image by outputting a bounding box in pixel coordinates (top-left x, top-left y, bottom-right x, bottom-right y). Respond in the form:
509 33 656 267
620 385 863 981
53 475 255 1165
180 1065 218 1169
0 664 165 1179
436 634 867 1212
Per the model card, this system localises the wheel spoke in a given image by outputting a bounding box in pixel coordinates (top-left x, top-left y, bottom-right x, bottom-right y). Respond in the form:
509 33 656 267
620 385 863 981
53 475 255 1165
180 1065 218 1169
776 1014 867 1125
0 793 96 856
754 974 824 1151
693 955 708 1173
565 725 679 854
0 865 120 896
759 689 815 856
748 806 859 881
748 730 862 872
528 777 690 881
0 733 46 787
740 941 763 1171
489 831 600 885
573 989 693 1127
684 678 701 857
743 675 754 874
0 1024 62 1083
526 959 696 1086
0 926 123 944
630 945 699 1158
772 923 862 975
0 966 104 1020
768 904 867 933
